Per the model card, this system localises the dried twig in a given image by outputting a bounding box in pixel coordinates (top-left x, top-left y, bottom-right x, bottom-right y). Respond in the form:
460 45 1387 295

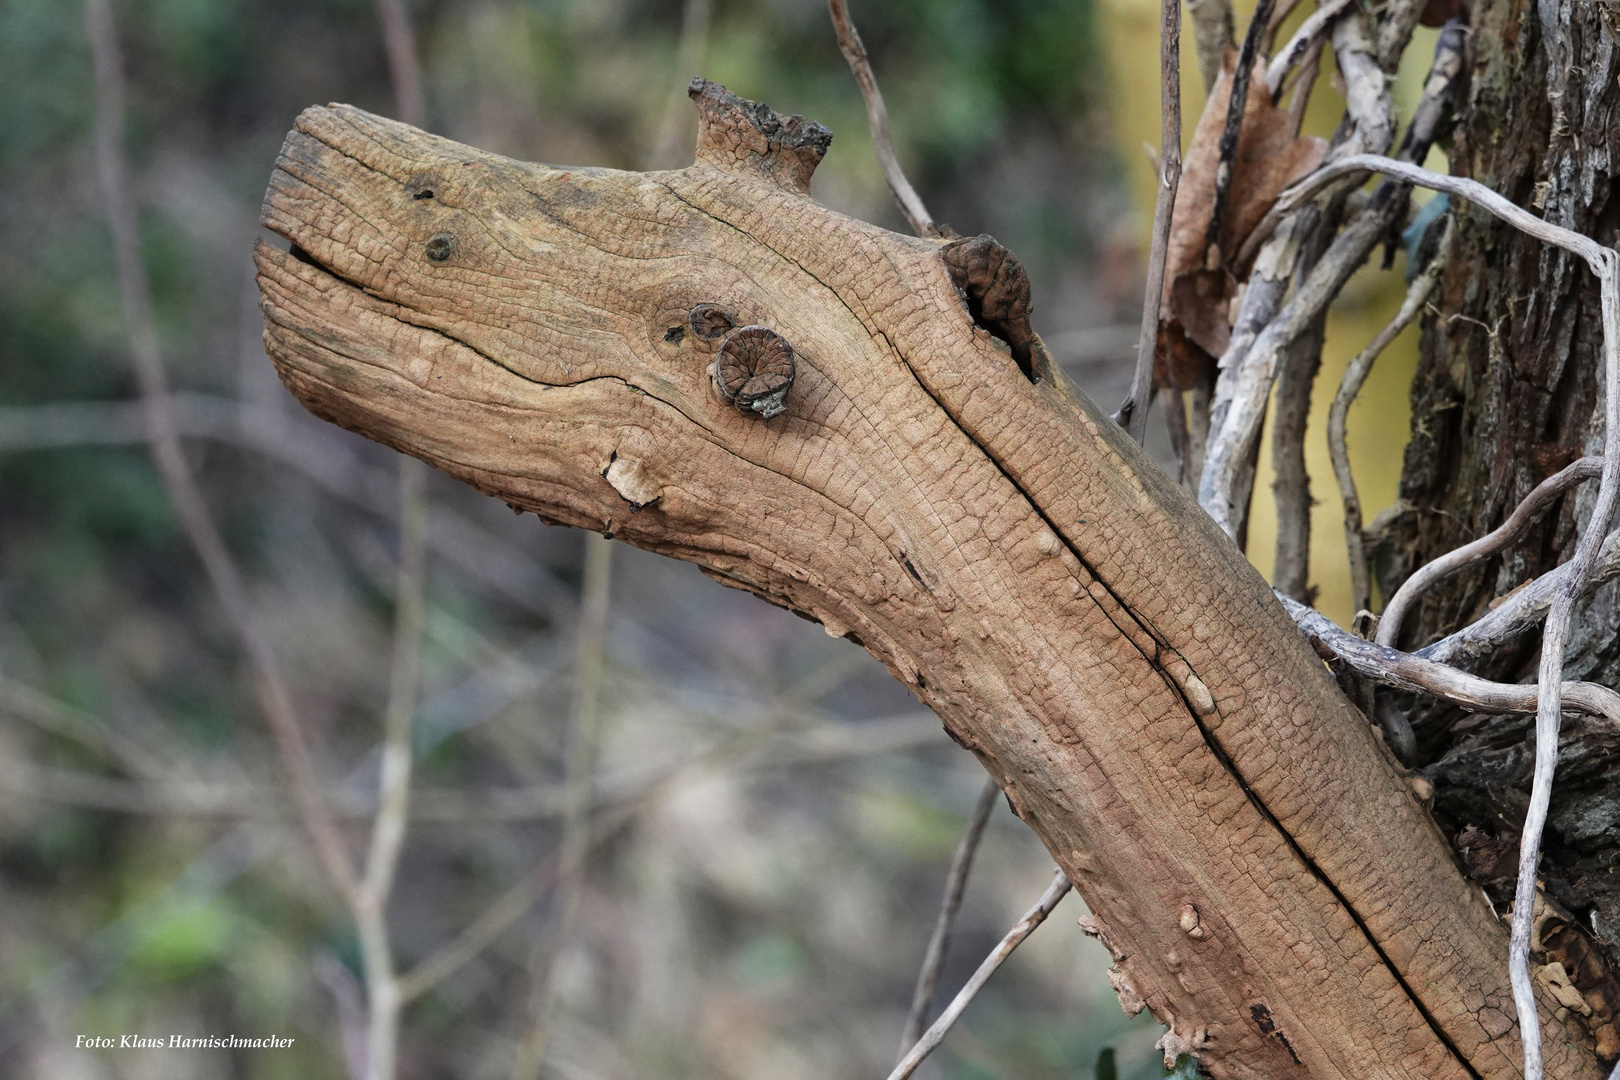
1284 37 1323 134
0 674 171 781
1270 311 1327 601
1330 250 1444 614
827 0 935 236
394 656 886 1004
1379 456 1603 649
1202 199 1400 535
1198 10 1396 539
885 869 1072 1080
1264 0 1355 98
0 713 944 823
1419 529 1620 666
897 776 1001 1058
1201 20 1463 539
1205 0 1276 261
511 535 614 1080
1119 0 1182 445
83 0 358 905
1263 0 1306 47
1374 0 1429 73
1184 0 1233 93
1277 593 1620 722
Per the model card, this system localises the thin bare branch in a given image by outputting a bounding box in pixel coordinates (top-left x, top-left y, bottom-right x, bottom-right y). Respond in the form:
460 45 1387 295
886 869 1072 1080
1119 0 1182 445
1202 22 1466 539
1270 311 1327 601
1198 9 1396 538
0 674 171 781
827 0 935 237
1284 37 1323 134
373 0 425 127
1373 0 1429 74
512 534 614 1080
1274 155 1615 266
1205 0 1276 260
649 0 714 168
1265 0 1355 98
1379 456 1603 649
1201 197 1400 535
1277 593 1620 722
1511 268 1620 1080
1184 0 1233 93
353 460 429 1080
898 776 1001 1059
1419 529 1620 666
1233 10 1395 272
1263 0 1306 48
1331 251 1443 614
83 0 358 905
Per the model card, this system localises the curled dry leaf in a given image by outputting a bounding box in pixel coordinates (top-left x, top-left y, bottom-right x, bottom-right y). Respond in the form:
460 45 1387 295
1156 52 1326 388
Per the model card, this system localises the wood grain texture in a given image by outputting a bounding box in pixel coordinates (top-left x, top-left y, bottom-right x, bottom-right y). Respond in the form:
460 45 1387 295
255 93 1598 1079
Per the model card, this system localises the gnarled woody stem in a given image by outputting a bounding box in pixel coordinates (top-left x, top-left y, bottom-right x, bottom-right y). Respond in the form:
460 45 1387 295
255 87 1598 1078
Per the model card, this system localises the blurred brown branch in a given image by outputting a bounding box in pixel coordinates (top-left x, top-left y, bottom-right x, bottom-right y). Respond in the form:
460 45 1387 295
828 0 936 237
83 0 358 905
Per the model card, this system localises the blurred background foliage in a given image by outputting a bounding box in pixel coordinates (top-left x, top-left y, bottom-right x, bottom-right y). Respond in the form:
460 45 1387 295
0 0 1423 1077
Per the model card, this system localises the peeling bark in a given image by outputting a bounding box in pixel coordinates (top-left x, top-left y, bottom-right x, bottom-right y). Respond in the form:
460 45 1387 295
256 87 1598 1078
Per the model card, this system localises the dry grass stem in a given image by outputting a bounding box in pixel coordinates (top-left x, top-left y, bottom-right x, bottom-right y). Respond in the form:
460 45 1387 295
886 869 1072 1080
83 0 358 905
1120 0 1182 445
827 0 936 237
897 776 1001 1058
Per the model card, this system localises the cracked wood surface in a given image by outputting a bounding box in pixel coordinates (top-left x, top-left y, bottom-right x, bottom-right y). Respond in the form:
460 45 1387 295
255 92 1597 1079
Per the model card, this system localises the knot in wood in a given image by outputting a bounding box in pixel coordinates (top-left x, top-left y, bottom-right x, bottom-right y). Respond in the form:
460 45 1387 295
941 233 1037 380
688 303 736 343
713 325 795 419
424 233 456 262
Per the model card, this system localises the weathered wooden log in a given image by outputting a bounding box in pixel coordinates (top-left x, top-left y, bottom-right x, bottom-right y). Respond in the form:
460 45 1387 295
255 84 1597 1078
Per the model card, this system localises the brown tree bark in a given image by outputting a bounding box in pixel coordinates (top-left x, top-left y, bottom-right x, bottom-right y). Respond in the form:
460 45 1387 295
1373 0 1620 1026
255 85 1598 1078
